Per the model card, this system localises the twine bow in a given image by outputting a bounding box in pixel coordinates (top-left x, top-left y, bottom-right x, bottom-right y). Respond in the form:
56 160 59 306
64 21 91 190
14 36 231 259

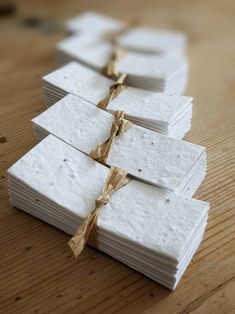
68 166 130 257
89 111 132 164
97 73 127 110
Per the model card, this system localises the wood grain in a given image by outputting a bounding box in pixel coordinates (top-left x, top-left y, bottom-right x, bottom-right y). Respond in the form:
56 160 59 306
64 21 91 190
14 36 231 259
0 0 234 313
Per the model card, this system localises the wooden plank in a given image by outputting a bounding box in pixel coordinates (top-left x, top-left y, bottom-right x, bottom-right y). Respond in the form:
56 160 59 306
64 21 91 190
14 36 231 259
0 0 234 313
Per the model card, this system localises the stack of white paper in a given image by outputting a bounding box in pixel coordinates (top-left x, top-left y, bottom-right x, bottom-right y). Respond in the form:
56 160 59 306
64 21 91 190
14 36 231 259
32 94 206 196
43 62 193 138
65 12 186 57
56 34 188 94
8 135 209 290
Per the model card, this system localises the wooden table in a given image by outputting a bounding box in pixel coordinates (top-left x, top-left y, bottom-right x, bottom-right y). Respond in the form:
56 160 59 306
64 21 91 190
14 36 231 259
0 0 234 313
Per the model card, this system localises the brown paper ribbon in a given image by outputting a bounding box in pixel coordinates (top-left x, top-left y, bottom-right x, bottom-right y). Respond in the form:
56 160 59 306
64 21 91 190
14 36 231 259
89 110 132 164
102 18 140 78
97 73 127 110
102 46 126 79
68 166 130 258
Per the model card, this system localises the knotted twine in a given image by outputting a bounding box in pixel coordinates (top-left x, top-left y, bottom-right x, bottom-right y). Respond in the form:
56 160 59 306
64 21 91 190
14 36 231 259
68 166 130 257
89 110 132 163
97 73 127 110
102 46 126 79
102 18 140 78
102 18 140 79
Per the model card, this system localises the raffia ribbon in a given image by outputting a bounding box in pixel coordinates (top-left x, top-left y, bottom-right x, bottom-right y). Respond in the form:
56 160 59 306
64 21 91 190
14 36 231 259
97 73 127 110
102 46 126 78
102 18 140 78
89 110 132 164
68 166 130 257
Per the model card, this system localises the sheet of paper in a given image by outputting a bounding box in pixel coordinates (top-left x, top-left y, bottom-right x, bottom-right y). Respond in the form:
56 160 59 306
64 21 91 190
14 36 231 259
43 62 192 138
8 135 209 289
32 94 205 193
65 12 186 56
57 34 187 79
56 34 188 93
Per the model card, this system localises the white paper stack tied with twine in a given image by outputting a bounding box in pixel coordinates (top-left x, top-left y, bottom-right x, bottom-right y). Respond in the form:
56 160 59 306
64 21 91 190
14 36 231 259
32 94 206 196
56 34 188 94
65 12 186 57
8 135 209 290
43 62 193 139
7 12 210 290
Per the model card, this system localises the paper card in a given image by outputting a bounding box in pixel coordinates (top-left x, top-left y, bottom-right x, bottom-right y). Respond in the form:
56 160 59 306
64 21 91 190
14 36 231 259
43 61 192 124
66 11 124 36
32 94 205 192
65 12 186 56
57 34 188 80
8 135 209 262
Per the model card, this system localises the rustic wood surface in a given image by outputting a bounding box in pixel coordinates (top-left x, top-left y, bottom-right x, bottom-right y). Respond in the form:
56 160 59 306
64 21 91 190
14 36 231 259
0 0 234 313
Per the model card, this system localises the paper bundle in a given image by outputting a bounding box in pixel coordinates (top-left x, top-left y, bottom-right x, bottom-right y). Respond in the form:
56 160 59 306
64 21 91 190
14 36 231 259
56 34 188 94
65 12 186 57
43 62 193 138
32 94 206 196
8 135 209 290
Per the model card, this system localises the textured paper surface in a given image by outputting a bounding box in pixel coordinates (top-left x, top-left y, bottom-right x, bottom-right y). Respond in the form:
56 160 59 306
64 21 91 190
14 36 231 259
57 34 187 79
8 135 208 261
32 94 205 191
8 175 207 288
43 62 192 124
65 12 186 56
66 12 124 37
118 27 185 55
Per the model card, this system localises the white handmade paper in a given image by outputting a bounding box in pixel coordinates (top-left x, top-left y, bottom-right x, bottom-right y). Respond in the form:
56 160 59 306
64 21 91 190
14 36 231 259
66 12 124 37
57 34 187 80
43 62 193 137
32 94 205 193
56 33 188 93
65 12 186 56
8 135 208 262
